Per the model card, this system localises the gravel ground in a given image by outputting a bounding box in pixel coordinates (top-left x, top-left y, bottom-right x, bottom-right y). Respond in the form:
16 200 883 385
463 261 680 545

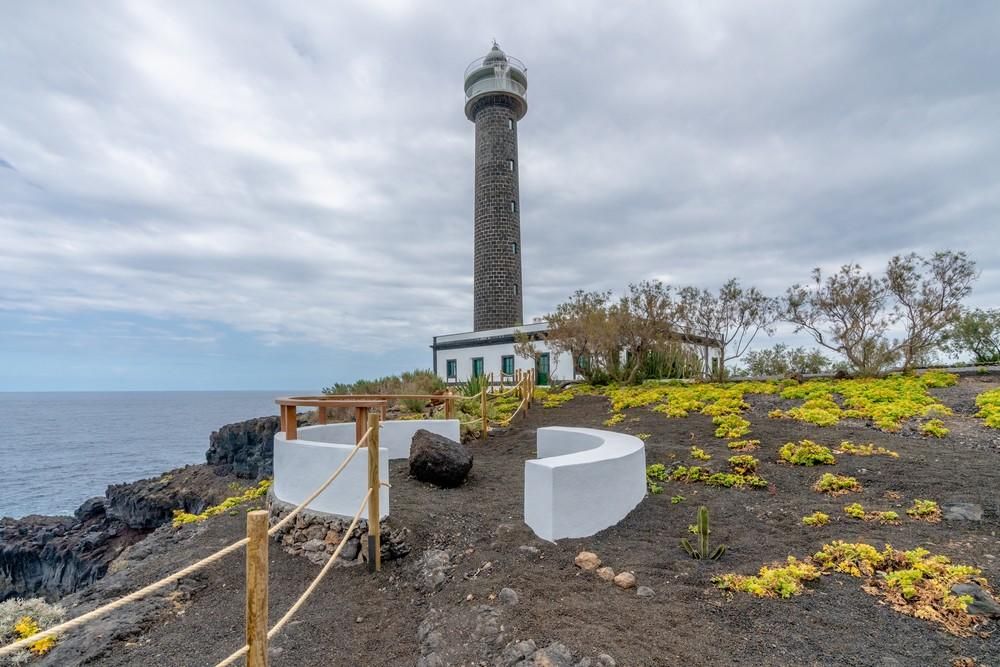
38 377 1000 667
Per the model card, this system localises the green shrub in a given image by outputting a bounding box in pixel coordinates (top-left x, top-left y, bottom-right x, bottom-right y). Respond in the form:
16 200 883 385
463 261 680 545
713 414 751 439
813 473 861 495
646 463 667 494
843 503 866 519
906 499 942 522
173 479 272 527
778 440 836 466
727 439 760 451
0 597 65 659
801 511 830 527
690 446 712 461
727 454 758 474
976 388 1000 428
834 441 899 458
920 419 949 438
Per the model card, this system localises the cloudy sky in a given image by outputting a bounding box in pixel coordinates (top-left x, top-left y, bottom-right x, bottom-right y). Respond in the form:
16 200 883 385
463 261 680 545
2 1 998 391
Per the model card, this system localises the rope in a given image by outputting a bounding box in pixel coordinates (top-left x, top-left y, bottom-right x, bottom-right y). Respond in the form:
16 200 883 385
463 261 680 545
496 394 529 427
214 488 373 667
460 417 483 426
0 536 251 658
0 427 375 659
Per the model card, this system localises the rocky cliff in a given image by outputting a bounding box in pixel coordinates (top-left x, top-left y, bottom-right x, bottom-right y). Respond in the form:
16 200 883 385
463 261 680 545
205 416 280 478
0 499 139 602
1 416 276 602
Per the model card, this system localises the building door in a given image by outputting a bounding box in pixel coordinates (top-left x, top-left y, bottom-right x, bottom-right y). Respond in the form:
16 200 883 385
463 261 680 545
536 353 550 385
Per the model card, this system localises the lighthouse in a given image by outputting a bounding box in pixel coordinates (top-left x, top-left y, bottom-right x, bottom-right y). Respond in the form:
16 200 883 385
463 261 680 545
464 43 528 331
434 44 564 386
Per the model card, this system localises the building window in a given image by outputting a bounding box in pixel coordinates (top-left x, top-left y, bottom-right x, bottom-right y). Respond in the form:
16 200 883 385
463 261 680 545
501 355 514 376
513 283 518 296
508 159 514 171
472 357 484 378
511 242 518 254
508 118 513 130
446 359 457 380
510 201 516 213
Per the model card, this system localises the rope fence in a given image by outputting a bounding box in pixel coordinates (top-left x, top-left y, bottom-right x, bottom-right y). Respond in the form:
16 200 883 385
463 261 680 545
214 488 373 667
0 374 537 663
0 422 379 662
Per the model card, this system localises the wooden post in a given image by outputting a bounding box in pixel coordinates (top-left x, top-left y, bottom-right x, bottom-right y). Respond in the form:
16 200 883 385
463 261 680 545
444 392 454 420
480 380 488 442
316 406 327 425
354 406 369 447
246 510 269 667
366 412 381 572
285 405 297 441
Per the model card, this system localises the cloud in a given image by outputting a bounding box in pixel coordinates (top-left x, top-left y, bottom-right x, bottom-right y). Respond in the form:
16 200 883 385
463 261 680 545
1 0 998 370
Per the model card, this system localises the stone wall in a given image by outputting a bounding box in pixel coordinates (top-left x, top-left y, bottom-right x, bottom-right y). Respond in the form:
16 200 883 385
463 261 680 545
268 494 410 567
473 95 523 331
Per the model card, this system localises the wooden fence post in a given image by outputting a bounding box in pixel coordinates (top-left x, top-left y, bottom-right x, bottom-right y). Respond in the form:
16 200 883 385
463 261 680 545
367 412 382 573
354 406 368 446
480 380 488 442
316 406 327 425
444 392 454 420
285 405 297 441
246 510 269 667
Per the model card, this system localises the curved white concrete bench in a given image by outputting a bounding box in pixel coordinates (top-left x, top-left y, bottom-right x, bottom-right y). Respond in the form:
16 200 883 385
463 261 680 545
274 423 389 519
273 419 460 518
524 427 646 541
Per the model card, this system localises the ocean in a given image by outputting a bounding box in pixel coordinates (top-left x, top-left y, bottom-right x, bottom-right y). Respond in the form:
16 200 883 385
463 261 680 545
0 390 300 519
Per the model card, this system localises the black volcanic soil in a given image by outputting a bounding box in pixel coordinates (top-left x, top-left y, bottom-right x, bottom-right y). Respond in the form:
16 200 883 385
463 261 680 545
41 377 1000 667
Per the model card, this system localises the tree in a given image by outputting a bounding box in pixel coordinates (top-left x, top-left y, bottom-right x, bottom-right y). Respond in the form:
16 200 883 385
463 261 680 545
678 279 778 381
741 344 831 377
513 327 561 380
945 309 1000 363
886 251 978 371
784 264 897 376
542 281 696 384
784 251 978 376
542 289 618 383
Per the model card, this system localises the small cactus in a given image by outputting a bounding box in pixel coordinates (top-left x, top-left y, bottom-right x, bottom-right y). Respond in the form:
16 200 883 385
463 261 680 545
680 506 726 560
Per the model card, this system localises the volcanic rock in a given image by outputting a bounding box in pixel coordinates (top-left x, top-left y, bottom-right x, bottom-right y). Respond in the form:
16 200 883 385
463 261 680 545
409 430 473 487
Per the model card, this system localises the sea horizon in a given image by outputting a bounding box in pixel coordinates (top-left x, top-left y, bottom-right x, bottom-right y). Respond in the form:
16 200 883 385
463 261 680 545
0 389 313 519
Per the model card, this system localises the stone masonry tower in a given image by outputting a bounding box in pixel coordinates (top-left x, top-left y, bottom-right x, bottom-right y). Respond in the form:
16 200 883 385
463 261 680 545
464 43 528 331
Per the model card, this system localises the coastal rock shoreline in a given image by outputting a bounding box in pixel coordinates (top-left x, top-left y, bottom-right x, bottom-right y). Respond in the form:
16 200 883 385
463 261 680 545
0 415 279 602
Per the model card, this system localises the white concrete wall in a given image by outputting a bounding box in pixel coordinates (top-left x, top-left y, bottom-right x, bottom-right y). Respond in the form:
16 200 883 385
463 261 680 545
378 420 460 459
524 427 646 542
273 423 389 519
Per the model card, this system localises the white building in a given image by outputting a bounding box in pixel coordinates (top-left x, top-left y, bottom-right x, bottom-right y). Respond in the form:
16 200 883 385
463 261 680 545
432 322 567 385
432 321 724 386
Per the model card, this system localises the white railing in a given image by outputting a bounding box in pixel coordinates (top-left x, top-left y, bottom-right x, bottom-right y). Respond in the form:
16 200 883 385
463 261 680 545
465 75 527 100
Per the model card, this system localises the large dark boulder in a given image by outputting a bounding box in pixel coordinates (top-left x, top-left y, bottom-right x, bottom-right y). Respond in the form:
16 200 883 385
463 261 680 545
409 430 473 488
